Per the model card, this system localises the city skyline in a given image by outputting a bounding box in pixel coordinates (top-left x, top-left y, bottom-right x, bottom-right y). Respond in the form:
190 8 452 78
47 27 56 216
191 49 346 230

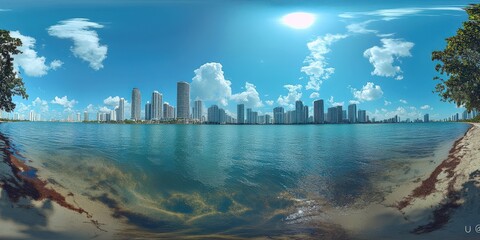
1 0 476 121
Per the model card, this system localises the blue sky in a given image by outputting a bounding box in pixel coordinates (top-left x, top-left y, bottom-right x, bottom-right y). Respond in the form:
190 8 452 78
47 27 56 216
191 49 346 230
0 0 474 120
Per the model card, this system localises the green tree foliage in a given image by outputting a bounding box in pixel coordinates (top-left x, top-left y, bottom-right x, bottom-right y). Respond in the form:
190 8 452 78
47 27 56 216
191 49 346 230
0 30 28 112
432 4 480 112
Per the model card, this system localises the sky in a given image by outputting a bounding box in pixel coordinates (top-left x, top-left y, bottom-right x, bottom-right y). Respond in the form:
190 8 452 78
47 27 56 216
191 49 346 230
0 0 475 121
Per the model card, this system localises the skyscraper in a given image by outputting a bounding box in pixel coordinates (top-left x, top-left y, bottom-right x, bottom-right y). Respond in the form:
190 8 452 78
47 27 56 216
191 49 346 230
358 110 367 123
237 104 245 124
117 98 125 121
295 100 304 124
131 88 141 121
151 91 162 120
424 114 429 123
177 81 190 120
348 104 357 123
84 111 89 122
313 99 324 124
76 112 81 122
246 108 252 124
145 101 152 120
336 106 343 123
327 107 338 123
193 100 203 121
207 105 220 124
273 107 284 124
163 103 175 120
303 105 309 123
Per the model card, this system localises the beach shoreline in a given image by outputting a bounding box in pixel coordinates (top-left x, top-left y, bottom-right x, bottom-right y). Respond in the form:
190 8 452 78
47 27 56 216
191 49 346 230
0 122 478 239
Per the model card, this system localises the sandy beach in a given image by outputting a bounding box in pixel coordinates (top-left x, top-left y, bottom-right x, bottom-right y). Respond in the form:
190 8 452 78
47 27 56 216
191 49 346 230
326 123 480 239
0 123 478 239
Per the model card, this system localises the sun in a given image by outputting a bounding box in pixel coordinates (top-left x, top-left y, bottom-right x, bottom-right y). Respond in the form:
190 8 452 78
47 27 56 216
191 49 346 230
281 12 315 29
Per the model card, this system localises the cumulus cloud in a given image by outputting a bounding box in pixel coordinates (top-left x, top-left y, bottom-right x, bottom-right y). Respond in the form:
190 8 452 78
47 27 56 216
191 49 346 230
363 38 414 79
32 97 49 112
301 34 347 91
51 96 78 109
191 62 232 106
10 31 63 77
328 96 344 107
277 84 302 108
399 99 408 104
47 18 108 70
349 100 360 105
309 92 320 98
231 82 263 108
103 96 121 106
265 100 274 106
352 82 383 102
85 104 96 112
384 100 392 106
99 106 112 113
420 104 433 110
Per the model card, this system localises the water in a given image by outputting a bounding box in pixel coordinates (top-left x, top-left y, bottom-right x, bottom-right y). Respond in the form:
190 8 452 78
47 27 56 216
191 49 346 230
0 122 470 238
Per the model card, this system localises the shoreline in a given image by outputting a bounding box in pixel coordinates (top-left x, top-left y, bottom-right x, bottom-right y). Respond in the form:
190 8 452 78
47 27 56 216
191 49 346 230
0 122 478 239
326 122 480 239
0 133 123 239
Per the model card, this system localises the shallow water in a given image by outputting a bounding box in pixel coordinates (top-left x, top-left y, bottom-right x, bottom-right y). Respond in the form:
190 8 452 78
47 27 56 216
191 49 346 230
0 122 470 238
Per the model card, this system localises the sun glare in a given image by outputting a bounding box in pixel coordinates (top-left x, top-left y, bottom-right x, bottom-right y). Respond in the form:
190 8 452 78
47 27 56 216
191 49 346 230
281 12 315 29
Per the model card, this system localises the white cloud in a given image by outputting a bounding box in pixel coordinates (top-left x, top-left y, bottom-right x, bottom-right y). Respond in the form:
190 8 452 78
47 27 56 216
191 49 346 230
349 100 360 105
231 82 263 108
85 104 95 112
103 96 121 106
309 92 320 98
265 100 274 106
277 84 302 108
99 106 112 113
346 20 378 34
191 62 232 106
301 34 347 91
47 18 108 70
32 97 49 112
352 82 383 102
339 7 464 20
384 100 392 106
363 38 414 79
10 31 63 77
328 96 344 107
51 96 78 109
399 99 408 104
420 104 433 110
369 106 422 121
15 102 31 113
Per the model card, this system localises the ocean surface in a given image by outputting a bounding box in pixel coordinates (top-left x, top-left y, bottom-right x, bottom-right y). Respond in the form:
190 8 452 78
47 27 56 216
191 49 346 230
0 122 471 238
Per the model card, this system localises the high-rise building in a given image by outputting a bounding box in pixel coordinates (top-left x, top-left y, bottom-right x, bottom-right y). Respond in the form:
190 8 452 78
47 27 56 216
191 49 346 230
336 106 343 123
151 91 162 120
313 99 324 124
348 104 357 123
208 105 220 124
252 111 258 124
84 111 89 122
163 103 175 120
358 110 367 123
273 107 284 124
424 114 429 123
342 110 347 121
76 112 81 122
265 114 271 124
237 104 245 124
193 100 203 121
145 101 152 120
295 100 304 124
177 81 190 119
110 110 116 121
117 98 125 121
303 106 309 124
29 110 35 121
246 108 252 124
131 88 141 121
327 107 338 123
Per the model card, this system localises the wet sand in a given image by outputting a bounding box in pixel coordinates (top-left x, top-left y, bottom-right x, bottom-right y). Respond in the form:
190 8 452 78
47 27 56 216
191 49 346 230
326 123 480 239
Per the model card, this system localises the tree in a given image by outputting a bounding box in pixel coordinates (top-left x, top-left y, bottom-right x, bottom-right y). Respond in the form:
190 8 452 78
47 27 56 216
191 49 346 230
0 29 28 112
432 4 480 112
